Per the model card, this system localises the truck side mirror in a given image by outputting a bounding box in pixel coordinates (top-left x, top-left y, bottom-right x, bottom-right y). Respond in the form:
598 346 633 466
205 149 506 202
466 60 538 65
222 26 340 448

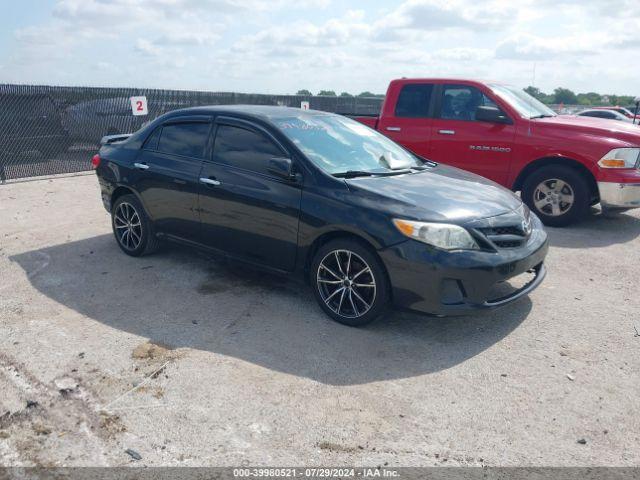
475 106 512 124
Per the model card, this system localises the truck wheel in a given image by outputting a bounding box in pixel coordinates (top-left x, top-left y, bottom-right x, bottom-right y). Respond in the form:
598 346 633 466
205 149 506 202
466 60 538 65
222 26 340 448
310 239 390 327
522 166 589 227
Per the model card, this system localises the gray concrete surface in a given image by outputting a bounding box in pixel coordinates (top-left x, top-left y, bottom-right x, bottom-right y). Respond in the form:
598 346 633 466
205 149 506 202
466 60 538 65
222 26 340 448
0 174 638 467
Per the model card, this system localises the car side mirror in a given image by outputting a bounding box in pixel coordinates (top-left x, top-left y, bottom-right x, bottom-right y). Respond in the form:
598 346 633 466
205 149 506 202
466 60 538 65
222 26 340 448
475 106 512 124
267 157 295 180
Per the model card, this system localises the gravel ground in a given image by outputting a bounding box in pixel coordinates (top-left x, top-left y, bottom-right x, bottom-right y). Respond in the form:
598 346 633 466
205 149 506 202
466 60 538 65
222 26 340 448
0 173 638 467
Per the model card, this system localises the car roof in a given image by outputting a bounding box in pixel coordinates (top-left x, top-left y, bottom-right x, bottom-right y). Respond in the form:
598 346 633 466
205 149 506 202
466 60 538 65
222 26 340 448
167 105 334 122
579 109 620 113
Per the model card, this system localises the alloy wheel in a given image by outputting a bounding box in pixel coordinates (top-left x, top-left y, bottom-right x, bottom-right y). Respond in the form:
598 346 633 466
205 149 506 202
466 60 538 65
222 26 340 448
114 202 143 250
533 178 575 217
316 249 377 319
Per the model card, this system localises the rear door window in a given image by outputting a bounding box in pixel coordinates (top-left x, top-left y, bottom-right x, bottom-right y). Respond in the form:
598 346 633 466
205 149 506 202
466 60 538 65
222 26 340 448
157 122 210 158
213 124 285 176
143 126 162 150
395 84 433 117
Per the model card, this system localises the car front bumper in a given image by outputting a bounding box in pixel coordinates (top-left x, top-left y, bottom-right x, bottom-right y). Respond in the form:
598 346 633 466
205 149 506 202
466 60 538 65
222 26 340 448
378 225 549 316
598 181 640 210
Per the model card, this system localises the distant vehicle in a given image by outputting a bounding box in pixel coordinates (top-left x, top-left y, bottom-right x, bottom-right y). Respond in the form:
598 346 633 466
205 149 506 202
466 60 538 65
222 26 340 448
93 106 548 326
576 109 634 122
353 78 640 226
62 97 150 143
62 97 198 144
0 93 70 157
590 106 638 119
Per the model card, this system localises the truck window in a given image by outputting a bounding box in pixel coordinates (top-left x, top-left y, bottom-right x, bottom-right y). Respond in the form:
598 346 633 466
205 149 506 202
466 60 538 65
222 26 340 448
440 85 497 121
395 84 433 118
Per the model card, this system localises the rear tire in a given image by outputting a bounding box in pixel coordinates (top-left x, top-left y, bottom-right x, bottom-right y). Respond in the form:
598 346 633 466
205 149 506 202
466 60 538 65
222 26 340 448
522 165 590 227
310 239 390 327
111 194 160 256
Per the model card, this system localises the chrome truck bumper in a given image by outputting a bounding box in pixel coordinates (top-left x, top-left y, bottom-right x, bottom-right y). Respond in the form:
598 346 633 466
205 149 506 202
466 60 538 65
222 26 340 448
598 182 640 210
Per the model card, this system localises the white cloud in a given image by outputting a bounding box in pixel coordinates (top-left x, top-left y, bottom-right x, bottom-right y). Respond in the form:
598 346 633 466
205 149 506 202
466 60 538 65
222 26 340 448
236 10 368 52
433 48 494 62
495 33 601 61
153 30 221 46
2 0 640 95
378 0 518 31
135 39 163 57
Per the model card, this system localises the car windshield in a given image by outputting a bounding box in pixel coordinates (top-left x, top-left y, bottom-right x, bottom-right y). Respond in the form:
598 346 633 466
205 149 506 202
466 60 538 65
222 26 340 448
490 84 557 119
273 114 423 175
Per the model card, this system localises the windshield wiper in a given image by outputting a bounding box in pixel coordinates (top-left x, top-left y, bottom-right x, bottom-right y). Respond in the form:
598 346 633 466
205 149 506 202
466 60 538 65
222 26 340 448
529 114 555 119
333 170 374 178
333 169 411 178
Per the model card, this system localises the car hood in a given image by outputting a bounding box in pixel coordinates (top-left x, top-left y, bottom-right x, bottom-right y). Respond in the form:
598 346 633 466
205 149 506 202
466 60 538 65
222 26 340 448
534 115 640 146
344 164 523 223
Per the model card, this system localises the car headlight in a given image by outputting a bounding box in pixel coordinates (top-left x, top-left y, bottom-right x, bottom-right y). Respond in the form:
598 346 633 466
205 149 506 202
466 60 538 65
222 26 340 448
392 219 479 250
598 148 640 168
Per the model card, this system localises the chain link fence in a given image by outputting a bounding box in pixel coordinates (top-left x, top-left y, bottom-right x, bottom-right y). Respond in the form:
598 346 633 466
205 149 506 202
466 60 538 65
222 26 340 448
0 84 383 182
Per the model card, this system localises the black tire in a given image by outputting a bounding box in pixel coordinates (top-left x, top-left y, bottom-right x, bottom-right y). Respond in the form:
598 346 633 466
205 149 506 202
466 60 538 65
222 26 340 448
310 239 390 327
111 194 160 256
522 165 590 227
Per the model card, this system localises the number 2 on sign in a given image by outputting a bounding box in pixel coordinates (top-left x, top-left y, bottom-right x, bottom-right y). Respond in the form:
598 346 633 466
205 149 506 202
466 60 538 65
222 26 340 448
130 96 148 116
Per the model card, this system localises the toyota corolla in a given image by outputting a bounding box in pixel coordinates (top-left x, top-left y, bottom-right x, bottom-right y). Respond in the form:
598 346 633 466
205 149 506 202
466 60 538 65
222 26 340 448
93 106 548 326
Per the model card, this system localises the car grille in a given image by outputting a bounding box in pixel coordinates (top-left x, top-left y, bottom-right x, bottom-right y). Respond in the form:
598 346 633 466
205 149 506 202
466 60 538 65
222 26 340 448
478 224 529 249
486 226 523 236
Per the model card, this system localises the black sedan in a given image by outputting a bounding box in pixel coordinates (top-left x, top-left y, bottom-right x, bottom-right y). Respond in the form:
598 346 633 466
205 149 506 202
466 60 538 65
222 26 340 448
93 105 548 326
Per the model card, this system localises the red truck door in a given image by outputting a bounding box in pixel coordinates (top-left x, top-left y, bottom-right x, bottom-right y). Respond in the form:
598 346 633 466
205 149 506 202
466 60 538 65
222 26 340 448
377 83 434 158
428 84 515 186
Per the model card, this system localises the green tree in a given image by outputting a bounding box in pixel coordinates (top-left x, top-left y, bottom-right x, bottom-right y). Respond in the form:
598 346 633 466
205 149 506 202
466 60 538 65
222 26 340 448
524 86 546 101
609 95 634 106
339 92 353 97
357 91 376 97
317 90 337 96
553 87 578 104
576 92 602 106
296 89 312 96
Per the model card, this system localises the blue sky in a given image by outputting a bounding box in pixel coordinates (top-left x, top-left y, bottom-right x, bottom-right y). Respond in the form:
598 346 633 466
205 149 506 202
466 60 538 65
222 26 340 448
1 0 639 96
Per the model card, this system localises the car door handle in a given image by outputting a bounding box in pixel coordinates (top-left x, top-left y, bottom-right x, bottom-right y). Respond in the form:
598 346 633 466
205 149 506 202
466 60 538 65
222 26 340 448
200 177 221 186
133 162 149 170
386 126 401 132
438 129 455 135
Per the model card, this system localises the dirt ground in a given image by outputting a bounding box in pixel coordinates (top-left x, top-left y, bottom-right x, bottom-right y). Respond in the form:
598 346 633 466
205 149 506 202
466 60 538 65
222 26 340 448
0 173 638 467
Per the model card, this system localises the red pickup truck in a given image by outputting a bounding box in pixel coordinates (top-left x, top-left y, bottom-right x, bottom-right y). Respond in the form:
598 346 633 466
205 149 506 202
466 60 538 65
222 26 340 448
354 78 640 226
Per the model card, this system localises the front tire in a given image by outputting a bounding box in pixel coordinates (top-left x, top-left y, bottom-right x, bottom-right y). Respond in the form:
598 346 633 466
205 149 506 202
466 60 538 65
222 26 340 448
522 165 590 227
310 239 390 326
111 194 159 256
